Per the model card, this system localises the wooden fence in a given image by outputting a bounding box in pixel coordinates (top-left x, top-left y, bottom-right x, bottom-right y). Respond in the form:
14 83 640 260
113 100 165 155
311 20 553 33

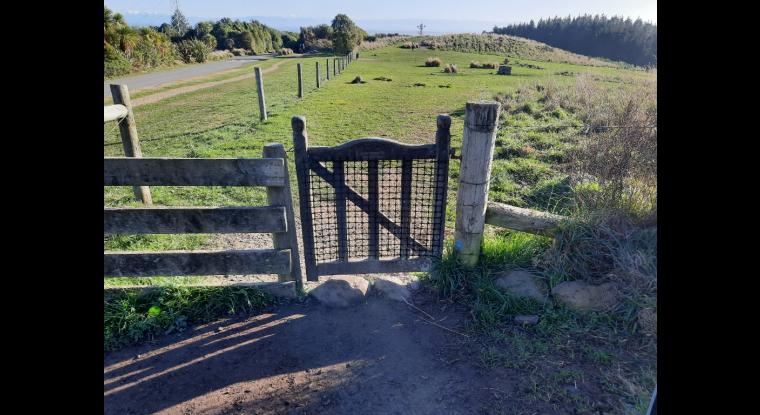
105 84 151 204
255 52 355 118
103 144 304 291
453 101 568 266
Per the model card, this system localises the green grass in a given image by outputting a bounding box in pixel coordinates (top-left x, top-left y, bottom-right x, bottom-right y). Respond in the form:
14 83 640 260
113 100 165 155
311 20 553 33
104 285 276 351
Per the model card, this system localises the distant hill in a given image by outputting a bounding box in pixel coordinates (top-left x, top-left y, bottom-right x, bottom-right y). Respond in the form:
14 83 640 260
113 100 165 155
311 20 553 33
492 15 656 67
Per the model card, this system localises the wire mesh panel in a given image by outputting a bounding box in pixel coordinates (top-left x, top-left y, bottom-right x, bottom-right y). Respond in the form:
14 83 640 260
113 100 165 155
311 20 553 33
293 115 452 281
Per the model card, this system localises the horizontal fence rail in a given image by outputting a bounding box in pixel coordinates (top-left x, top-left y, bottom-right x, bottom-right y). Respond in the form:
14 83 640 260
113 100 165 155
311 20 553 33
104 249 292 277
104 206 287 235
484 201 567 236
104 157 286 187
104 105 128 123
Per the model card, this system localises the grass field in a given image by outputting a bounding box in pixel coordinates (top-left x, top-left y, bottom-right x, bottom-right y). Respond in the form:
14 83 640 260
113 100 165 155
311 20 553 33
104 43 656 413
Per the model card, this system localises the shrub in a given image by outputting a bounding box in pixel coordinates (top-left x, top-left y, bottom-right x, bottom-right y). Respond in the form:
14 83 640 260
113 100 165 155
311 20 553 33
201 34 217 49
104 43 132 77
425 57 442 67
208 50 233 61
400 42 419 49
470 61 499 69
443 63 458 73
230 48 247 56
177 39 212 63
277 47 294 55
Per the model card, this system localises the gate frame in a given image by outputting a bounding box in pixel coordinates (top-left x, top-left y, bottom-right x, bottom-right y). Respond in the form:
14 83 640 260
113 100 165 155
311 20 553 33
292 115 451 281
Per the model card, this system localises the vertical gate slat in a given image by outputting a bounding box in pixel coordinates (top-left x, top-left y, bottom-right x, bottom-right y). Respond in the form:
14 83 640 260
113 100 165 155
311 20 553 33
368 160 379 259
293 116 319 281
334 161 348 261
399 159 413 259
432 115 452 256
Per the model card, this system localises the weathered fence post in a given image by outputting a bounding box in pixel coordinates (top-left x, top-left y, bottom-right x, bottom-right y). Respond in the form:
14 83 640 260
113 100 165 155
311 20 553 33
316 61 321 88
292 116 318 281
254 66 267 121
454 101 501 266
326 59 330 80
297 63 303 98
109 84 152 205
263 143 304 291
334 58 338 76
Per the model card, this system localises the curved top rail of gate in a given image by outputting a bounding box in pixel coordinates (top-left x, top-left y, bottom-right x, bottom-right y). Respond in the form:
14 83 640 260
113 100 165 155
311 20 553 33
292 115 452 281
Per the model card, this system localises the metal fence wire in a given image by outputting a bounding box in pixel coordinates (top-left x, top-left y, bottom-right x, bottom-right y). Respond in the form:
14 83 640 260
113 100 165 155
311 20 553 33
307 157 445 263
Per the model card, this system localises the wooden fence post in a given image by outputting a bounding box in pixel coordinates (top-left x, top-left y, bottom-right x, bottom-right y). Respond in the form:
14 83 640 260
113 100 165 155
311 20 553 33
297 63 303 98
109 84 152 205
292 116 318 281
326 59 330 80
316 61 320 88
254 66 267 121
454 101 501 266
334 58 338 76
263 143 304 291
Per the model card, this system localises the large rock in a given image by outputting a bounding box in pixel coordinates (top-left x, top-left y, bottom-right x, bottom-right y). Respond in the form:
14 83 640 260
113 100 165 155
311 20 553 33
551 281 619 312
494 270 548 302
309 276 369 307
372 276 411 302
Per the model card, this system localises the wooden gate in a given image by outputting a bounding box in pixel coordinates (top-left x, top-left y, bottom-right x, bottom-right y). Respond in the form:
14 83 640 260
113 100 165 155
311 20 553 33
292 115 451 281
103 144 304 291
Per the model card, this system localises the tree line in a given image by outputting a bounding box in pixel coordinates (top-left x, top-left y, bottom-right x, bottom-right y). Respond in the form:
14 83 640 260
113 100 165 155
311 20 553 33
492 15 656 67
105 5 367 78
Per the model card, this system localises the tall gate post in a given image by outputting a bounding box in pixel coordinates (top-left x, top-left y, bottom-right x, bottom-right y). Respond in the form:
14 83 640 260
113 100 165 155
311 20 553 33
292 116 318 281
254 66 267 121
454 101 501 266
263 143 304 291
326 59 330 80
109 84 152 205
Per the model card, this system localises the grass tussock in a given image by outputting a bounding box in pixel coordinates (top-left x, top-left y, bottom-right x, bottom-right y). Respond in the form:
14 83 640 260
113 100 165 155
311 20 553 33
443 63 458 73
104 285 276 351
425 57 442 67
470 61 499 69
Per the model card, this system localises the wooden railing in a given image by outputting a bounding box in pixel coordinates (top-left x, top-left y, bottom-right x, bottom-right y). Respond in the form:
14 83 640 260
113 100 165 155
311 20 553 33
104 146 303 290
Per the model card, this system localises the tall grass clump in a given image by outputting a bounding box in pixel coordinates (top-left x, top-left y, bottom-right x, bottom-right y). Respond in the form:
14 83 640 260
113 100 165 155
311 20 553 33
425 57 442 67
104 285 276 351
470 61 499 69
443 63 458 73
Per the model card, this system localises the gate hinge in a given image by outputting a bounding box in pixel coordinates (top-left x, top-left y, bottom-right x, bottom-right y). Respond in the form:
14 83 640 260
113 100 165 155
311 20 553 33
450 147 461 160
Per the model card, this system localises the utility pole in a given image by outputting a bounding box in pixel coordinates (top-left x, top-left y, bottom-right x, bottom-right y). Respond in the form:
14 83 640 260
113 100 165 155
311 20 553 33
417 22 426 36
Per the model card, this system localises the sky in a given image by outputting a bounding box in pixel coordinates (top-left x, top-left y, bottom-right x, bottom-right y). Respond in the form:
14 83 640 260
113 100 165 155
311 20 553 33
105 0 656 33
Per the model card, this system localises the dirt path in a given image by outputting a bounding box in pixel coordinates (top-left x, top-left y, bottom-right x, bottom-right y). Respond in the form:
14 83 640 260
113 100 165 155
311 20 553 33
132 59 288 108
104 291 523 415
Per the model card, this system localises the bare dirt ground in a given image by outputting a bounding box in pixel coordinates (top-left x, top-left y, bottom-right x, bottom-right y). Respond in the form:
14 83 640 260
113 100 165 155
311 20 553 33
104 290 528 415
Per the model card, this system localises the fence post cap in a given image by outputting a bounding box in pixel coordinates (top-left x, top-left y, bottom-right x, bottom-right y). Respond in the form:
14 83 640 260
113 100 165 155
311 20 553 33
465 101 501 129
437 114 452 129
291 116 306 132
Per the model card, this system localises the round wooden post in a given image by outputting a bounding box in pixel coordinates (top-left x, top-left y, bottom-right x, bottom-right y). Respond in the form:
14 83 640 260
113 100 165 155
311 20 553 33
297 63 303 98
334 58 338 76
316 61 321 88
254 66 267 121
454 101 501 266
326 59 330 80
109 84 152 205
264 143 303 291
292 116 318 281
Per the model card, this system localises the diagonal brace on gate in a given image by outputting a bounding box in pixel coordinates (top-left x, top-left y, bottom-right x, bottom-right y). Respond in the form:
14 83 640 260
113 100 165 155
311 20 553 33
308 159 429 256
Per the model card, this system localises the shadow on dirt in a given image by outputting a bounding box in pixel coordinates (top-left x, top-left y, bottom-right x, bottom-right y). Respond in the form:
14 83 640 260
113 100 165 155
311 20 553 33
104 294 513 414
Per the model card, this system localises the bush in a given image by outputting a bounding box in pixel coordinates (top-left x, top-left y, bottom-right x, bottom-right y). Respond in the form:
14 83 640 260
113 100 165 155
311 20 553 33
177 39 212 63
470 61 499 69
104 43 132 77
400 42 419 49
230 48 247 56
277 47 294 55
425 57 442 67
208 50 233 61
443 63 458 73
201 34 217 49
